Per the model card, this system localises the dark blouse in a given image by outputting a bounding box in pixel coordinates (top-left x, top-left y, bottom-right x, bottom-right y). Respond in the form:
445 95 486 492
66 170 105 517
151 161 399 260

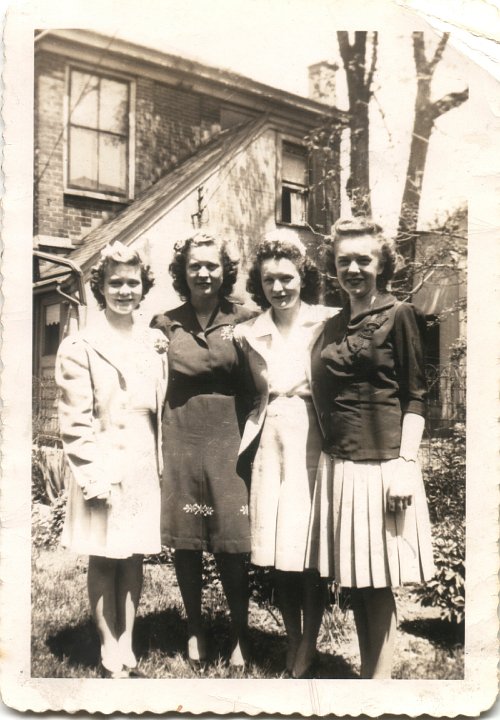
312 294 427 461
151 298 256 411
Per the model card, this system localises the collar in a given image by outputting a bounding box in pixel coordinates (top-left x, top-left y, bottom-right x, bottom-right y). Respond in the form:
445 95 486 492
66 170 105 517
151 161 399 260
344 293 397 326
249 302 320 339
169 298 240 336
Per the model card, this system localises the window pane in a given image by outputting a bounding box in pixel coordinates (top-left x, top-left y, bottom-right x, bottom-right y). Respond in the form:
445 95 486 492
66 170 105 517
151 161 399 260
99 78 129 134
282 150 307 185
282 187 306 224
68 127 98 189
290 191 306 223
98 134 127 194
70 70 99 129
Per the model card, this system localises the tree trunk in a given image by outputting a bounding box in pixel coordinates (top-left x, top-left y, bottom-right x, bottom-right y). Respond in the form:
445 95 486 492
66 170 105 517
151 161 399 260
338 31 377 217
397 32 468 271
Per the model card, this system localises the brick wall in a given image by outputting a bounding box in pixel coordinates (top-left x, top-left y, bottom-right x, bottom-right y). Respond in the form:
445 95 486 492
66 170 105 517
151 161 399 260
34 50 225 245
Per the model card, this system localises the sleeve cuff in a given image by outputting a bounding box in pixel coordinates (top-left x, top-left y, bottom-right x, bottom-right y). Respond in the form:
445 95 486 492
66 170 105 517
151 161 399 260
82 479 112 501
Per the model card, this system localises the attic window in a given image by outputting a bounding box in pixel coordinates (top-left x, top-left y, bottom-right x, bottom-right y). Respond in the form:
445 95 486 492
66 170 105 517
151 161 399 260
279 142 308 226
66 68 134 200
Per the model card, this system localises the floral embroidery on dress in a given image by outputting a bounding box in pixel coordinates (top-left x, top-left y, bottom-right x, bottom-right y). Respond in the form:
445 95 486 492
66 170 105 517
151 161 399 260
154 336 169 354
183 503 214 516
239 504 249 515
220 324 235 341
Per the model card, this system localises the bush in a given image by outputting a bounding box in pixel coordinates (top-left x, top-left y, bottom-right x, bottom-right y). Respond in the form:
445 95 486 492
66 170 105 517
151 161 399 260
415 423 466 625
32 492 68 549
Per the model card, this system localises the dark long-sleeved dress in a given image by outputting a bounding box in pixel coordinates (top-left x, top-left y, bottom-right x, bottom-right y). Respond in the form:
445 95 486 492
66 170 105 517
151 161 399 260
151 298 255 553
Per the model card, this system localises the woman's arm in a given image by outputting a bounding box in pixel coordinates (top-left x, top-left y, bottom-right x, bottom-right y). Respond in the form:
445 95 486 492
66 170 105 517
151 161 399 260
387 304 427 512
55 336 111 501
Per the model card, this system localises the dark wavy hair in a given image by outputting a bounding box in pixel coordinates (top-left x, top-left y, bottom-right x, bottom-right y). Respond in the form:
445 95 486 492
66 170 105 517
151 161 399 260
326 218 398 292
169 231 238 300
90 244 155 310
247 232 321 309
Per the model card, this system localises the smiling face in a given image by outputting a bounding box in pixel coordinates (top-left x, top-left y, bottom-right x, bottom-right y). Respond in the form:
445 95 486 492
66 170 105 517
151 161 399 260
260 256 303 312
185 243 223 303
334 235 383 301
101 261 143 317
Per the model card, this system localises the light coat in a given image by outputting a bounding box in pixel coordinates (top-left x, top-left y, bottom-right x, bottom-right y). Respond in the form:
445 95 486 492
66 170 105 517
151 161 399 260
235 302 339 456
55 316 168 500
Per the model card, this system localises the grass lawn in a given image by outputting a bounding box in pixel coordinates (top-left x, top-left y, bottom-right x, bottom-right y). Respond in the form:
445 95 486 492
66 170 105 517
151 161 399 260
32 546 464 680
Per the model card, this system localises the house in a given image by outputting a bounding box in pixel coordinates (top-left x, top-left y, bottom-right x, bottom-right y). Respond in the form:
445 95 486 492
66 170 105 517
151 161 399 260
33 29 347 437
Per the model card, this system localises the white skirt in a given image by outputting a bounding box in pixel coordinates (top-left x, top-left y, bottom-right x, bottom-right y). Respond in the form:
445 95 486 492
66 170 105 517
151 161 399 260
306 453 435 587
250 396 322 572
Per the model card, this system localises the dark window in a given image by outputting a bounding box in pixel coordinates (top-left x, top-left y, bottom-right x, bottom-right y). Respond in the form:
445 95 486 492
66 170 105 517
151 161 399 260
280 142 308 225
68 69 130 196
43 303 61 356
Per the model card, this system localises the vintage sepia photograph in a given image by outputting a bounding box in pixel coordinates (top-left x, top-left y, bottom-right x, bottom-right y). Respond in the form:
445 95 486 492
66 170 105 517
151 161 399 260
2 0 499 715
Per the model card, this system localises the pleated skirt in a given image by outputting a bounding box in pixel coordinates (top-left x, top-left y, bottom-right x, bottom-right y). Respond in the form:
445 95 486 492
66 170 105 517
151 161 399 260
250 395 322 571
306 453 435 587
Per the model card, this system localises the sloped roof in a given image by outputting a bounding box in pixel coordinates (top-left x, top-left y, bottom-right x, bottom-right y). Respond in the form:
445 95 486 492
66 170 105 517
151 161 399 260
36 29 348 126
69 116 269 276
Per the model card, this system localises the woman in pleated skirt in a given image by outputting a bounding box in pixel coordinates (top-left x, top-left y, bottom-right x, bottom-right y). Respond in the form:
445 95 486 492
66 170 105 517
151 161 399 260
307 218 435 679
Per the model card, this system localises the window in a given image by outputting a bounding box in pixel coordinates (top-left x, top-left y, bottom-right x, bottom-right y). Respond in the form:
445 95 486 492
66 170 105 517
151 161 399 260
280 142 308 225
67 69 132 198
42 303 61 357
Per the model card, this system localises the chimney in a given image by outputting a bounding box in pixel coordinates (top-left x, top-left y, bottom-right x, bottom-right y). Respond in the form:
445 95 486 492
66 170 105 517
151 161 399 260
308 61 338 105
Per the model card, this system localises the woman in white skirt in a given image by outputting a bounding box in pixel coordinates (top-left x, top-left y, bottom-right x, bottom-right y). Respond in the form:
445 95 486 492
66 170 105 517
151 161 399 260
235 229 337 678
56 243 168 677
307 218 435 679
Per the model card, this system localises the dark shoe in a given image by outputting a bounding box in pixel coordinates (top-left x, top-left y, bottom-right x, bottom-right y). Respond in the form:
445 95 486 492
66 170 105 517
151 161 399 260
123 665 147 678
292 655 319 680
98 662 128 679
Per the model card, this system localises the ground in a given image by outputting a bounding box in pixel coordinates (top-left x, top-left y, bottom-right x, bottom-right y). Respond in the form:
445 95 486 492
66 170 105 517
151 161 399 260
31 547 464 680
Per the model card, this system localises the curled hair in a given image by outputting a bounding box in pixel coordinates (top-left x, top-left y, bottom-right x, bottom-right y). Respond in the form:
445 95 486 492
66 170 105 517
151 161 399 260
90 243 155 310
247 231 320 309
326 218 398 291
169 231 238 300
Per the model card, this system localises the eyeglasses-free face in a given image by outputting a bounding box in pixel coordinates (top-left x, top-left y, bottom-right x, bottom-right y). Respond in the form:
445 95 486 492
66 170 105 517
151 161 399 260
185 244 223 302
260 257 303 312
334 235 383 301
101 262 143 316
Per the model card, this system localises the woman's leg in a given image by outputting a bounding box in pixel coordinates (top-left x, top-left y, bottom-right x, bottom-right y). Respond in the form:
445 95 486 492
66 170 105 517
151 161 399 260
87 555 121 671
274 570 303 673
174 549 206 660
350 588 372 678
292 570 327 678
363 587 397 679
115 554 144 668
215 553 250 666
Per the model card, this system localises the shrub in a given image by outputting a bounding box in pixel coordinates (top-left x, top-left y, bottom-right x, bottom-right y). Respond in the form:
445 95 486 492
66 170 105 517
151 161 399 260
414 422 466 625
414 518 465 625
32 492 68 549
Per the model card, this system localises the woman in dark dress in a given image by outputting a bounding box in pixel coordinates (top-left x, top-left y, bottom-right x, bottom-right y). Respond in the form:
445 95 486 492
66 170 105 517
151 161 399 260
307 218 435 678
151 231 255 668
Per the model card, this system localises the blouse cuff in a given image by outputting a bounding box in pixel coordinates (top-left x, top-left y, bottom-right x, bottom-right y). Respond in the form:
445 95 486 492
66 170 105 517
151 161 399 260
82 478 112 501
404 399 426 416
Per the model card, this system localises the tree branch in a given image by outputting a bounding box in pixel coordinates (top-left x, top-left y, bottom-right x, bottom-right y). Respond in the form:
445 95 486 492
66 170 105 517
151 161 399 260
366 31 378 88
432 88 469 119
337 31 352 65
412 32 428 72
429 32 450 72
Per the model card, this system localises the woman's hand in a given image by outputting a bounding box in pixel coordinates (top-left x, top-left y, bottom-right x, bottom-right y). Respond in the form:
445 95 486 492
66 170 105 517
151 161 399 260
387 457 416 513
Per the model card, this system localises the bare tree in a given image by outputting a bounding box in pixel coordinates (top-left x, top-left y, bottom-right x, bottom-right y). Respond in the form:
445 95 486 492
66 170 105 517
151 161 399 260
397 32 469 266
337 31 378 216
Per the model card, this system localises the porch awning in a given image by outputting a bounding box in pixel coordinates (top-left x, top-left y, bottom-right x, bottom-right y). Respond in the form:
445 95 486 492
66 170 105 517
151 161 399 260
412 272 461 316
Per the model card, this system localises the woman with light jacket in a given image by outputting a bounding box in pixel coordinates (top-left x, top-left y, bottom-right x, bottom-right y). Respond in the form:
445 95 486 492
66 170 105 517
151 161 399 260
235 229 338 678
56 242 168 678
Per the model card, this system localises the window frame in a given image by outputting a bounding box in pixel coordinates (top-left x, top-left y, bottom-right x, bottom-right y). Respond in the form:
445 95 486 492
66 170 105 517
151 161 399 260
276 135 310 228
63 64 136 202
